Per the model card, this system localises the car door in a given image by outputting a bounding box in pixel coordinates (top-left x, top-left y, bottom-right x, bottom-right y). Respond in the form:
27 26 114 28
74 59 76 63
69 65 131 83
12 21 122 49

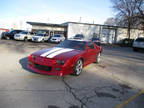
26 32 30 39
86 42 97 63
44 34 50 41
43 34 47 41
62 36 65 41
28 32 34 40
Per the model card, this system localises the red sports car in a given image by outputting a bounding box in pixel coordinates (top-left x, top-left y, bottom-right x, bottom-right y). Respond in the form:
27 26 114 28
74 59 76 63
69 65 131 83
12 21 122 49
28 39 102 76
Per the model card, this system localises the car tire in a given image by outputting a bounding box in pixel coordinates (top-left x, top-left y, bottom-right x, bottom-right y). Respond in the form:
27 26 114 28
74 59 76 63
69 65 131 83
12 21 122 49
96 53 101 63
133 47 138 52
72 59 83 76
24 37 28 42
42 39 44 43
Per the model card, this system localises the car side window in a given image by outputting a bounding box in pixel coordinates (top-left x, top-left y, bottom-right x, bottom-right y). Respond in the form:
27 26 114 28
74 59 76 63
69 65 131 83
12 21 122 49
88 42 95 49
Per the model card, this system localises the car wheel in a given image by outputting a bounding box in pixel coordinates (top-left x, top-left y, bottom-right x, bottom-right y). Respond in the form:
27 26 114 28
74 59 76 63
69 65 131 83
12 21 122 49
73 59 83 76
24 37 28 42
133 47 138 52
96 53 101 63
42 39 44 43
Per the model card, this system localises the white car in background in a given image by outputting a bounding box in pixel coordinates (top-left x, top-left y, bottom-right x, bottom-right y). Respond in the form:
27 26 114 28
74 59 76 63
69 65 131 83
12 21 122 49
50 34 65 43
32 33 50 42
14 31 34 41
133 37 144 52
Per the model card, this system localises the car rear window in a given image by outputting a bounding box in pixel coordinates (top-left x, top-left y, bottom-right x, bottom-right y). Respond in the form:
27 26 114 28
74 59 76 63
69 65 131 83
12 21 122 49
135 38 144 42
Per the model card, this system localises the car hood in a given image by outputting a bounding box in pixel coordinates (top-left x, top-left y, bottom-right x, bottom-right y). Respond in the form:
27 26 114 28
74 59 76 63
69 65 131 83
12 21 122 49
51 37 61 39
16 34 25 36
33 47 84 60
33 36 43 38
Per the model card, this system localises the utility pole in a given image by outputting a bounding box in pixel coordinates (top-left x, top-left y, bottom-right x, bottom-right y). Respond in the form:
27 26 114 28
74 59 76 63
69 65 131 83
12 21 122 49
79 17 82 23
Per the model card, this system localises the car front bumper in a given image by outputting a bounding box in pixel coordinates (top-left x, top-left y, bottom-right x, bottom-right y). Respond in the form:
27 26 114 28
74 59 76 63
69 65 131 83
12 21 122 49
14 36 24 40
32 38 42 42
50 39 60 43
28 60 74 76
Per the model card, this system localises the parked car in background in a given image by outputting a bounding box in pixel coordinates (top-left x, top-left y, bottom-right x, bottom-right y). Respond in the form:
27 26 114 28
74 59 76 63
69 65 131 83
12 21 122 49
91 37 101 46
2 30 23 39
73 34 84 40
120 38 134 47
32 33 50 42
0 28 9 39
133 37 144 52
0 32 2 39
14 31 35 41
50 34 65 43
28 39 102 76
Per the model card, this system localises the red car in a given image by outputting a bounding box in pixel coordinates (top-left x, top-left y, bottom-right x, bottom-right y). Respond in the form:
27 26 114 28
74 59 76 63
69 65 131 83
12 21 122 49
28 39 102 76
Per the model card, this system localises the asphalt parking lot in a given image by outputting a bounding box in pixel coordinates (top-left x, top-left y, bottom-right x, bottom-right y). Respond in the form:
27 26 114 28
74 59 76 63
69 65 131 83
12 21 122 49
0 40 144 108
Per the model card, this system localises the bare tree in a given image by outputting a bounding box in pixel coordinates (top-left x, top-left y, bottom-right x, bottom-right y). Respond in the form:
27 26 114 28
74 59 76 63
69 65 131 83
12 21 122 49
135 0 144 29
104 17 116 25
111 0 140 39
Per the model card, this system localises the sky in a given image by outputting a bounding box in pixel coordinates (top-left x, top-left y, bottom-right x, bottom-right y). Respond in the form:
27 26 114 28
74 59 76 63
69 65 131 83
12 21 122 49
0 0 114 29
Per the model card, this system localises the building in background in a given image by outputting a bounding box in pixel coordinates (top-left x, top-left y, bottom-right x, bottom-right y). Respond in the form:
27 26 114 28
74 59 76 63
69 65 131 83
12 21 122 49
27 21 144 44
27 22 67 38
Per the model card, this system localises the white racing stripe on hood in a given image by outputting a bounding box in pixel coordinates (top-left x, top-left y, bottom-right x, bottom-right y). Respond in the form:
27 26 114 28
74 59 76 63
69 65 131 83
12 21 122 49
40 47 63 57
46 48 74 58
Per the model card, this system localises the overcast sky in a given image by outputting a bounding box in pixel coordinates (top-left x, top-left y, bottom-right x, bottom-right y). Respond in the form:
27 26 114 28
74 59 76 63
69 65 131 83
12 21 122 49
0 0 114 29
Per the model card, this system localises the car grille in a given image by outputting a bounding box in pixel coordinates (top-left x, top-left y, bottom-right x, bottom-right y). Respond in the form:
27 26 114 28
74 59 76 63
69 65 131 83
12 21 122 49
34 63 52 71
16 35 20 37
33 37 38 40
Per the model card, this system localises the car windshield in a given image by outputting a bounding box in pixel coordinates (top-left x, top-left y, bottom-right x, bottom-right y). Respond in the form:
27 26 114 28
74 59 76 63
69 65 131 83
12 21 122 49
92 38 100 41
75 34 84 38
8 30 15 33
36 34 44 36
56 40 86 50
54 35 61 37
136 38 144 42
20 31 28 34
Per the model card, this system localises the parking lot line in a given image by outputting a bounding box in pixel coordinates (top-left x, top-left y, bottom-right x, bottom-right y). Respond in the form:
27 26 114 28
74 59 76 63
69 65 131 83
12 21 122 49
115 90 144 108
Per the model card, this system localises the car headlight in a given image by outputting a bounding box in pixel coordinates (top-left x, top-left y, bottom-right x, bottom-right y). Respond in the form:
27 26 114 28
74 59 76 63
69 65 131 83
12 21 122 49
33 55 37 60
30 55 37 60
56 60 65 65
39 37 43 40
